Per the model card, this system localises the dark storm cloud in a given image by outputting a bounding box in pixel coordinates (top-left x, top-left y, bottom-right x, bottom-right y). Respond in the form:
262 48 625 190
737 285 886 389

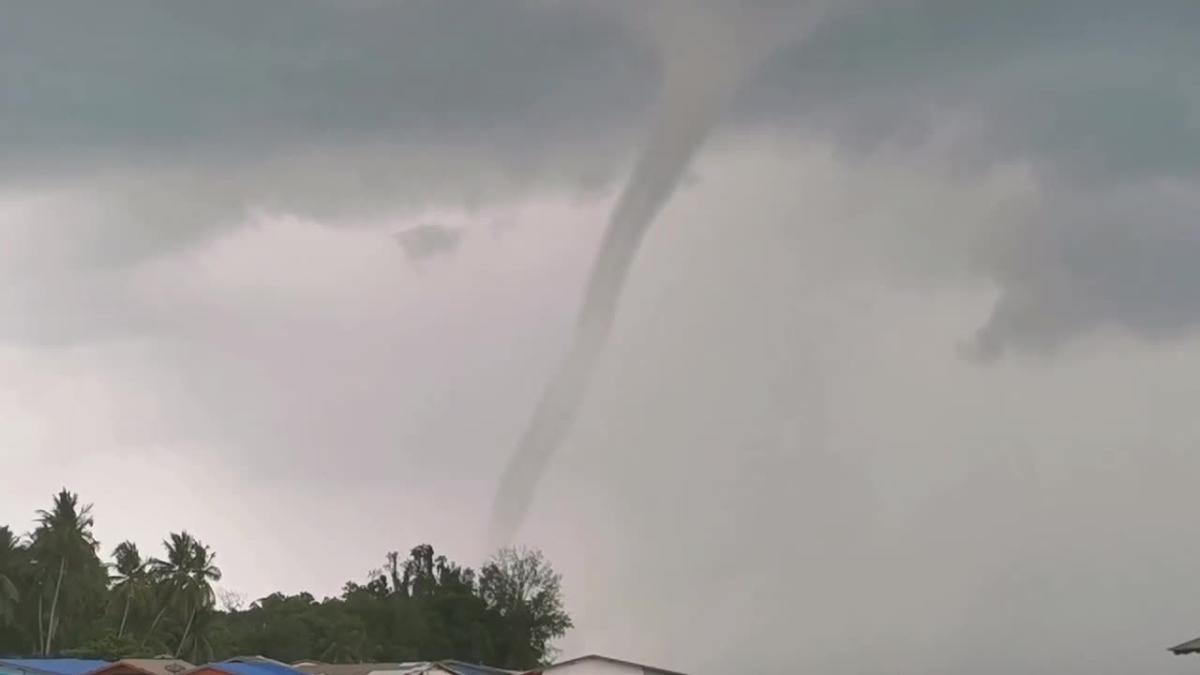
739 0 1200 354
750 0 1200 183
2 0 1198 354
969 183 1200 359
0 0 650 176
395 224 463 262
5 0 1195 189
0 0 653 273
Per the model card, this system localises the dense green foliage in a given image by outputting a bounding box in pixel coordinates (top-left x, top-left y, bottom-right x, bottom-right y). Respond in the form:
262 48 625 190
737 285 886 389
0 490 572 669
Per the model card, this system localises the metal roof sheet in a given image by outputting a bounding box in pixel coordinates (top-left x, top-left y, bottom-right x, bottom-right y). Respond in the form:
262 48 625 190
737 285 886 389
0 661 111 675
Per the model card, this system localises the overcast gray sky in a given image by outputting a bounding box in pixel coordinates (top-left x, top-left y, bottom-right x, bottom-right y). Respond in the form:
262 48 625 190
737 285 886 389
2 1 1200 673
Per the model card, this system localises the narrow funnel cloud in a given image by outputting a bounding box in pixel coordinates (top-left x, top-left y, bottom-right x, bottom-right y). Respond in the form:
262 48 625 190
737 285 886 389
489 2 831 546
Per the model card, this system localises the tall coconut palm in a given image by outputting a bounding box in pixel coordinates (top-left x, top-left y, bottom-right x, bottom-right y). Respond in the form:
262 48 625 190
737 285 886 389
30 490 100 655
0 527 22 627
110 541 147 639
144 532 221 656
142 532 193 647
172 604 219 663
173 538 221 658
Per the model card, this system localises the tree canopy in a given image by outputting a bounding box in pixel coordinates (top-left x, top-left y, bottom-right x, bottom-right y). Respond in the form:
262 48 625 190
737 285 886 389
0 490 571 670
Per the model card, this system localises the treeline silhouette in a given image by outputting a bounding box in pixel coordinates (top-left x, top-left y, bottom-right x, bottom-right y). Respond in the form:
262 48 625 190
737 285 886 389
0 490 571 669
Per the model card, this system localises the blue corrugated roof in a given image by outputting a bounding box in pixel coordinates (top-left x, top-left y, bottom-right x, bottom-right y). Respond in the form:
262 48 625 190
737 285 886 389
439 663 515 675
0 660 110 675
205 662 304 675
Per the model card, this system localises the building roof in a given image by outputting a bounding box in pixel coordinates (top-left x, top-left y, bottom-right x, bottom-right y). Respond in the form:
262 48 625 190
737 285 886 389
295 663 513 675
0 661 111 675
1170 636 1200 654
192 659 306 675
294 665 404 675
88 660 194 675
526 655 688 675
435 662 517 675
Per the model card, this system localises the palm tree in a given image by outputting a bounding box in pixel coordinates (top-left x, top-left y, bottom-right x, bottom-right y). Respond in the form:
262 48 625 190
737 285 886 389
172 605 218 663
110 541 147 639
0 527 22 627
174 537 220 658
30 490 99 655
144 532 221 657
142 532 192 648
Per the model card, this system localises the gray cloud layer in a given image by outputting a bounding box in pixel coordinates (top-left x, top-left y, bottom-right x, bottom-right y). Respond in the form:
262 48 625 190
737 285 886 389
395 223 463 262
752 0 1200 354
0 1 646 174
3 0 1197 353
